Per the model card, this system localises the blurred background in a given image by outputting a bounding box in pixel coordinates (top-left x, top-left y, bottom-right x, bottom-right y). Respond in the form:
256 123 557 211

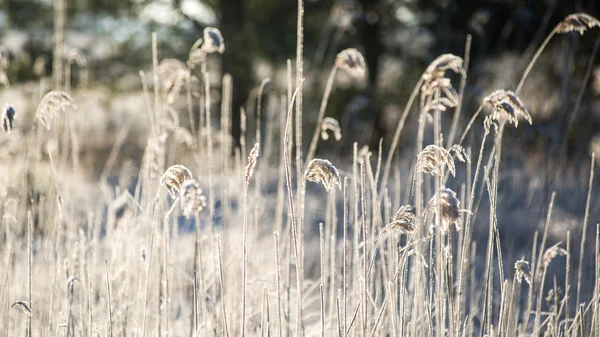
2 0 600 159
1 0 600 237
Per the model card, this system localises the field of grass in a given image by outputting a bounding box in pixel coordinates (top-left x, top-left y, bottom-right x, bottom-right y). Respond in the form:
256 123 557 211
0 4 599 337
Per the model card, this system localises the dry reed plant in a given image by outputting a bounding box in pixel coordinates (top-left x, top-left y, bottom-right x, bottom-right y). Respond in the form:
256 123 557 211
386 204 417 233
188 27 225 69
304 158 342 192
482 89 532 128
160 164 193 198
320 117 342 141
515 260 533 286
306 48 365 163
416 144 456 177
426 187 461 232
35 90 76 129
382 53 464 190
180 179 207 218
517 13 600 93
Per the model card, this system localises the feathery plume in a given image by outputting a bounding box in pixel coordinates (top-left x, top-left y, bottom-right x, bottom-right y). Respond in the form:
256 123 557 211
180 179 207 218
542 243 568 268
386 205 417 233
335 48 366 79
426 188 461 232
449 144 470 163
245 143 260 185
482 90 531 128
555 13 600 35
416 144 456 177
514 260 532 286
421 54 463 103
1 104 15 133
188 27 225 68
321 117 342 141
200 27 225 54
161 165 193 198
35 91 76 130
305 158 342 192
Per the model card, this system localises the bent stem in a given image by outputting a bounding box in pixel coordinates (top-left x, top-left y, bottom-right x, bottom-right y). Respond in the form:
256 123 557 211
306 67 338 163
515 30 557 94
381 77 423 195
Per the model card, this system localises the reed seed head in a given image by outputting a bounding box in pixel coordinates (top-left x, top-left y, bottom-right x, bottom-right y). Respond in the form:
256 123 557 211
245 143 260 185
386 205 417 233
427 188 461 232
514 260 532 286
321 117 342 141
335 48 366 79
555 13 600 35
422 54 464 83
449 144 470 163
161 165 193 199
482 90 531 128
416 144 456 177
188 27 225 69
542 243 568 269
1 104 15 133
421 54 463 111
35 90 77 130
180 179 207 218
305 158 341 192
201 27 225 54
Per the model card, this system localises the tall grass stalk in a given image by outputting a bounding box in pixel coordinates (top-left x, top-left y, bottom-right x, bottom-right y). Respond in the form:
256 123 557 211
577 152 595 308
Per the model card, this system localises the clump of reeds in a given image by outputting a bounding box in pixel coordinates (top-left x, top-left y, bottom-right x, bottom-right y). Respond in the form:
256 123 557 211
320 117 342 141
426 187 461 232
160 164 193 198
514 260 532 286
1 104 15 133
35 90 76 129
304 158 341 192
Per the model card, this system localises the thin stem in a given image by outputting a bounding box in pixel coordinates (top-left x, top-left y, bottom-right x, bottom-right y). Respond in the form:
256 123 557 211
577 153 595 308
381 77 424 195
515 30 556 94
306 67 338 163
447 34 472 148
